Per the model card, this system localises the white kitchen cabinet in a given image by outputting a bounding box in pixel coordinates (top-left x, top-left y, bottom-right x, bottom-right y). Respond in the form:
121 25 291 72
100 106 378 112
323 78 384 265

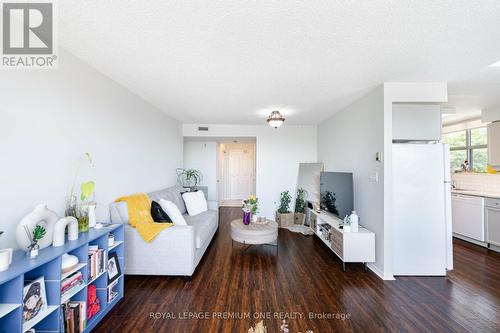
488 122 500 166
486 198 500 247
451 194 485 241
392 104 442 141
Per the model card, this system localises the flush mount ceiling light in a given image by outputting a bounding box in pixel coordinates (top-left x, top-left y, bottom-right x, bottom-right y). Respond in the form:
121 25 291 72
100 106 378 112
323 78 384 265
266 110 285 128
489 60 500 67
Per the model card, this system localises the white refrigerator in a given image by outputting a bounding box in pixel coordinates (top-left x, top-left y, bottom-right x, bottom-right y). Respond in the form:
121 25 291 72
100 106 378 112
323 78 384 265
392 143 453 276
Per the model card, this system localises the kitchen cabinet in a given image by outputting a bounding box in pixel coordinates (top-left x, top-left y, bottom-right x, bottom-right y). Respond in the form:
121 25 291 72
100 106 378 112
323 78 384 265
486 198 500 247
451 194 485 241
392 104 442 141
488 122 500 166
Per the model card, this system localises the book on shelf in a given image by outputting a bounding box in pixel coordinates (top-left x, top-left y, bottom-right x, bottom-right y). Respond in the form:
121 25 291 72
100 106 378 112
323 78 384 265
61 301 86 333
61 271 84 295
88 246 107 281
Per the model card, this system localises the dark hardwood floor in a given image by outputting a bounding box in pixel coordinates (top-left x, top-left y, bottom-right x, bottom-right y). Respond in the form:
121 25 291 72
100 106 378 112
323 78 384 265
95 209 500 332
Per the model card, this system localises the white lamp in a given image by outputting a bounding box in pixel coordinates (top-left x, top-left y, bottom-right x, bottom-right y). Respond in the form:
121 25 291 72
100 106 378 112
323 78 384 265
266 111 285 128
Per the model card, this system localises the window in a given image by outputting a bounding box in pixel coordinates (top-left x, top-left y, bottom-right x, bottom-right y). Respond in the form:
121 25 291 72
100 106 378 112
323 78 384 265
442 127 488 173
442 131 467 148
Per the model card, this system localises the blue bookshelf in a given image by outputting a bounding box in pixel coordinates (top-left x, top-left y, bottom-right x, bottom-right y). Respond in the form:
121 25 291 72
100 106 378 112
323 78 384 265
0 223 124 333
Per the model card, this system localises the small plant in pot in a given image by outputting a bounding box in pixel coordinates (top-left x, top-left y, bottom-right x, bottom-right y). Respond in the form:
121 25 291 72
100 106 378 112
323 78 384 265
276 190 294 227
24 224 46 258
176 168 203 191
242 195 259 222
294 188 307 225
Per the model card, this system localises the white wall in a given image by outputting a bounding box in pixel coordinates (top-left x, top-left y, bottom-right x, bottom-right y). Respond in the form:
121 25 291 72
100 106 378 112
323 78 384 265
317 87 386 276
182 125 317 219
0 49 183 249
183 141 218 200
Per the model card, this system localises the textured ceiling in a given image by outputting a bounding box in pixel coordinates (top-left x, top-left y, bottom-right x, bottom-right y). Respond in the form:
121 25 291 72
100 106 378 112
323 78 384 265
58 1 500 124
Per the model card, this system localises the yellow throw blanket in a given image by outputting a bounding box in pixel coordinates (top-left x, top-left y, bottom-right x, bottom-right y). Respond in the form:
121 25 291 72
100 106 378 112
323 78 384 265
115 193 173 243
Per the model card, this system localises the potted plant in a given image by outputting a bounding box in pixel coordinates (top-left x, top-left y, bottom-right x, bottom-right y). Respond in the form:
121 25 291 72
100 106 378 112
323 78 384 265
245 195 259 222
24 224 46 258
276 190 294 227
176 168 203 190
77 181 95 232
294 188 307 225
66 152 95 232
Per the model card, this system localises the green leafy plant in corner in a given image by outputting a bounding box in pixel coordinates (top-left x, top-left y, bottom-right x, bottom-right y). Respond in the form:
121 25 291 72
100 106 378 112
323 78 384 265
176 168 203 189
278 190 292 214
294 188 308 214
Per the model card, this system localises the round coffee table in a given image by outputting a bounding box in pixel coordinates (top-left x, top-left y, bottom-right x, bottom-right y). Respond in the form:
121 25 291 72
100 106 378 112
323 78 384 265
230 219 279 255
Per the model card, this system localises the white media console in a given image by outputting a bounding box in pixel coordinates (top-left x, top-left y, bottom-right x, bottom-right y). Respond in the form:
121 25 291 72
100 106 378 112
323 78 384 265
309 209 375 271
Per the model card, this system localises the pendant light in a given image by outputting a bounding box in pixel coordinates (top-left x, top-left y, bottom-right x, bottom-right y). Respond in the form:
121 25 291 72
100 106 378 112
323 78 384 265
266 111 285 128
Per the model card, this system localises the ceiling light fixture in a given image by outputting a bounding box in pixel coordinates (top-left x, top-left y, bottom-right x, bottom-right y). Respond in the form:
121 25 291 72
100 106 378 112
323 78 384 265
266 110 285 128
489 60 500 67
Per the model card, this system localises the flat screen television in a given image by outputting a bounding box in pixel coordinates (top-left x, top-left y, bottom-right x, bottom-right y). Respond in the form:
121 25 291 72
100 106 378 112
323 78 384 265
320 172 354 219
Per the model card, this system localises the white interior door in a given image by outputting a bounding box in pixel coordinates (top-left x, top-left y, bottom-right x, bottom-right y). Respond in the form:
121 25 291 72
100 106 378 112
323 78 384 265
219 143 255 201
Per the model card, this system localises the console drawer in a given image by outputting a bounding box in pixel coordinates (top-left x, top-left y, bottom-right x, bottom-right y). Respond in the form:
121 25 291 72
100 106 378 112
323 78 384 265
330 229 343 258
310 213 317 230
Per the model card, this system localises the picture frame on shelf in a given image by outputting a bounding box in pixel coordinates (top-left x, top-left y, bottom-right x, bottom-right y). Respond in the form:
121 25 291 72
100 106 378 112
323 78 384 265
107 279 119 303
107 252 121 284
23 276 48 325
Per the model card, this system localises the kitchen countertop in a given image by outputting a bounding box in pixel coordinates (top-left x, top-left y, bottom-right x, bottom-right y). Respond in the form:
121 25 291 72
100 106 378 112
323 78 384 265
452 189 500 199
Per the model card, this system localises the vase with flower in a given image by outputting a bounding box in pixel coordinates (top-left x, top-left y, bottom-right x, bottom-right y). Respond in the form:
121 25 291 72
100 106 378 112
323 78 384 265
66 153 96 233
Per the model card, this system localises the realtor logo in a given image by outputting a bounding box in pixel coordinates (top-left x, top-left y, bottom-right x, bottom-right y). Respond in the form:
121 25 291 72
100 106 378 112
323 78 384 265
1 1 57 68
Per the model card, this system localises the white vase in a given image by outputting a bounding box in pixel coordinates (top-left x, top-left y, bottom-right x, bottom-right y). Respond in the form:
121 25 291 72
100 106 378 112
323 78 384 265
16 204 58 251
252 215 258 223
349 211 359 232
0 248 13 272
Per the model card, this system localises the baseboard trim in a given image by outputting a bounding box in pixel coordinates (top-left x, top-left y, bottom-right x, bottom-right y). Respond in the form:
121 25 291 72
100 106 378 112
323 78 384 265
367 263 395 280
453 234 488 248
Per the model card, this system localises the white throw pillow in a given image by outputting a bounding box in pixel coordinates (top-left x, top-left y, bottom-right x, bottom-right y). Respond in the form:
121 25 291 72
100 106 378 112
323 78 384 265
182 191 208 216
158 199 187 225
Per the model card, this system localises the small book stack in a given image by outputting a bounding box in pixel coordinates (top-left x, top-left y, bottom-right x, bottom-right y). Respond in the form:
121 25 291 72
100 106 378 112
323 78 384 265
61 271 85 299
61 301 86 333
88 245 106 281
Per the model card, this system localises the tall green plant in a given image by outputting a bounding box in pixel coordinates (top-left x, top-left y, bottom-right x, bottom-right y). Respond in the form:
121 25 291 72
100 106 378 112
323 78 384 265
294 188 307 213
278 190 292 214
176 168 203 188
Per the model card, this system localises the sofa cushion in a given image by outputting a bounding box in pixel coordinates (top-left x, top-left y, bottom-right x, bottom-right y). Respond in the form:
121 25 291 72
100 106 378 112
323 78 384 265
184 210 217 249
159 199 187 225
149 185 187 214
182 191 208 216
151 201 172 223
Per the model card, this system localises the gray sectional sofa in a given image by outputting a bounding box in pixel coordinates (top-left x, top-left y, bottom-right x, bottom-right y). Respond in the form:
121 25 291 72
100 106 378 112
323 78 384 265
109 185 218 276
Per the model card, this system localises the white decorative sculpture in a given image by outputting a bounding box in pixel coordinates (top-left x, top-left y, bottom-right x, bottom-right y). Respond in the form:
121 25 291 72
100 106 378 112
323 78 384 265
61 253 79 272
53 216 78 247
16 204 58 251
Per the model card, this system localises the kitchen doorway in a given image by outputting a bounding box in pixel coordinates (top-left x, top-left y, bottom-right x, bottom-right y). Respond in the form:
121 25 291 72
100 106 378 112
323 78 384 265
217 141 256 204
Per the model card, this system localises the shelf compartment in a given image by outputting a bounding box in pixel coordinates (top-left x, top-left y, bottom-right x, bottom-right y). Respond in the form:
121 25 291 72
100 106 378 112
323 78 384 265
0 303 22 318
61 262 88 281
0 305 22 332
22 304 59 332
61 281 86 304
108 240 123 252
88 269 107 285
